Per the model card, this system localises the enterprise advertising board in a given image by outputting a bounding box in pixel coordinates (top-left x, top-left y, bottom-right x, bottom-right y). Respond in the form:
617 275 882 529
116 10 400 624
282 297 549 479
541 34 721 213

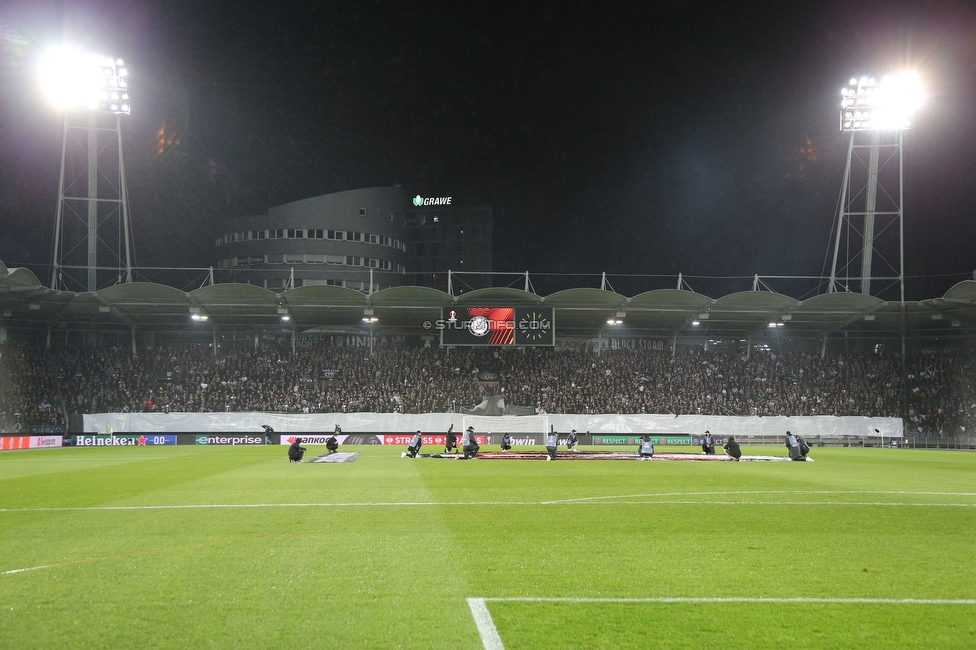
195 435 266 445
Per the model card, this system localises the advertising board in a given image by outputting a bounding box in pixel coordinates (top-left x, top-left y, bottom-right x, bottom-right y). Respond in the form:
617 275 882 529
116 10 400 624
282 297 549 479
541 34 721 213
0 436 63 450
74 435 177 446
279 434 384 445
593 435 693 446
194 435 265 445
382 434 491 446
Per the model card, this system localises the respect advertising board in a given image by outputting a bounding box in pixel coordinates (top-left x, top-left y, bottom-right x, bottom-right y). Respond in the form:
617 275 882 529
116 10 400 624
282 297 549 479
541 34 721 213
690 434 724 446
593 435 693 446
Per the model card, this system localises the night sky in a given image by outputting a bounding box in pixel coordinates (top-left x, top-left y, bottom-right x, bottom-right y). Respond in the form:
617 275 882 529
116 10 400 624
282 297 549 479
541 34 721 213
2 0 976 300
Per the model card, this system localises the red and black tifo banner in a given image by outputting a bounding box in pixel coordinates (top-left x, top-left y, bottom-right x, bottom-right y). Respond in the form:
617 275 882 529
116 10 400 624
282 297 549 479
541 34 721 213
440 306 554 346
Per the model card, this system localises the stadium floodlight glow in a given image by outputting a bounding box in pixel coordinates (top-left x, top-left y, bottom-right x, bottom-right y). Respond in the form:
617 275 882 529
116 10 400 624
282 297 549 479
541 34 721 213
829 70 922 303
39 47 131 114
839 72 923 132
45 46 136 293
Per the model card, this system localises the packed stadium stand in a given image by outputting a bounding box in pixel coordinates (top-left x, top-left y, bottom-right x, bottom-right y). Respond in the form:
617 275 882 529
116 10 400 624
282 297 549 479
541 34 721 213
2 341 975 437
3 257 976 439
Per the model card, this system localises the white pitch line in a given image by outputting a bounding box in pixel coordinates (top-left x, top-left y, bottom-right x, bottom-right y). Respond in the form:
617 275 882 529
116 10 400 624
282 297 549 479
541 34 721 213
466 596 976 650
4 566 40 575
0 502 518 513
479 597 976 605
3 498 976 514
467 598 505 650
0 456 174 461
2 563 74 576
553 501 976 508
542 489 976 504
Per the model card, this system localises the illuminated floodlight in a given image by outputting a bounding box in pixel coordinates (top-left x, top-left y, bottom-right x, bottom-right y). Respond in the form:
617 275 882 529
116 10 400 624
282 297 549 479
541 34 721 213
840 72 923 132
39 47 131 114
829 70 922 300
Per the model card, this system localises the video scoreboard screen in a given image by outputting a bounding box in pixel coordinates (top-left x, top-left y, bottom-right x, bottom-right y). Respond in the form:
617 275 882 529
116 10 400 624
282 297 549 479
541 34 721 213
440 307 554 346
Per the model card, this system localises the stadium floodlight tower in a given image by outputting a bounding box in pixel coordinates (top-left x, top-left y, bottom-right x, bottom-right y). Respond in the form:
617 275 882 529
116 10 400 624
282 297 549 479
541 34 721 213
40 48 134 292
828 73 924 300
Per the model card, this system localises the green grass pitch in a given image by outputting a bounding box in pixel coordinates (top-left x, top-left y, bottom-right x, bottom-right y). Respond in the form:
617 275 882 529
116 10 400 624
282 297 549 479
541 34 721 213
1 444 975 649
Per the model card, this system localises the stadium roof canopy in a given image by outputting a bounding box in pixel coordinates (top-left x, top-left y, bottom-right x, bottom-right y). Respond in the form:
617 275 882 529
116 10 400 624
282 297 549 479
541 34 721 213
3 259 976 344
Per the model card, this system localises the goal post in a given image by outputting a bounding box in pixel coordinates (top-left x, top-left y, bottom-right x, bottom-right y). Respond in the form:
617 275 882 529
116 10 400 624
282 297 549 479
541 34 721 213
462 415 550 435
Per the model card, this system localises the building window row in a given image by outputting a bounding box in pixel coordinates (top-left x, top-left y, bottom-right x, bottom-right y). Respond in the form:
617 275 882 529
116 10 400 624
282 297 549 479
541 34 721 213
218 254 405 273
216 229 405 252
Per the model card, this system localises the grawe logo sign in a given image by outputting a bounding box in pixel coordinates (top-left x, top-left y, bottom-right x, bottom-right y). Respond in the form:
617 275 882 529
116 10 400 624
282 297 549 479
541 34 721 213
412 195 452 206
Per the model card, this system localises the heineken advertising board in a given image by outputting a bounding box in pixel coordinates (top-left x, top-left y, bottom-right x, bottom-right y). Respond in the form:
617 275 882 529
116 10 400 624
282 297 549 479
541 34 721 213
73 435 177 446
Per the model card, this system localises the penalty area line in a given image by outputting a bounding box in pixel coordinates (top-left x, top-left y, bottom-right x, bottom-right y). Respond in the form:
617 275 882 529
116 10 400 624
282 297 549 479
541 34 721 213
467 598 504 650
467 596 976 649
479 596 976 605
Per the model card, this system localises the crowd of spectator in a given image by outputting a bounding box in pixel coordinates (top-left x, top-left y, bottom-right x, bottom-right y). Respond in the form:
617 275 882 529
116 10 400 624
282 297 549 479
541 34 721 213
2 339 976 435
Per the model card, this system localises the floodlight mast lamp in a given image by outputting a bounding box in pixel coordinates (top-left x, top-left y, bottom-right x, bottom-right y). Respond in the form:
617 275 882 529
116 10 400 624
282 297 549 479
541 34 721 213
44 50 134 292
828 73 923 301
